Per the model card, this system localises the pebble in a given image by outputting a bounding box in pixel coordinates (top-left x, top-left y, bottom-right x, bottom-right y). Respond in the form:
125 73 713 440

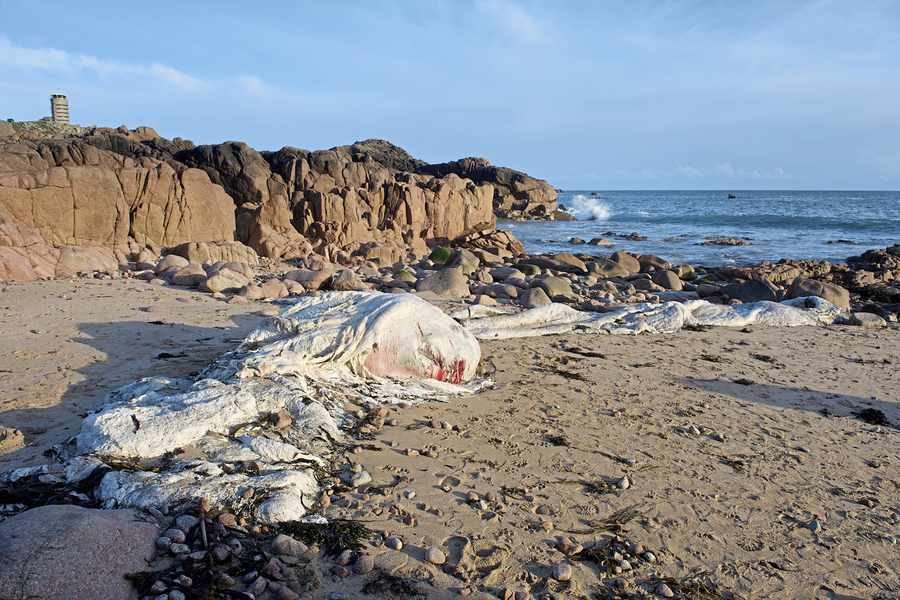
175 575 192 587
657 582 675 597
155 536 173 551
617 475 631 490
336 549 354 566
425 546 447 565
403 489 416 500
175 515 199 531
386 535 403 550
150 580 167 593
169 591 186 600
169 543 190 554
552 561 573 581
808 519 823 533
642 551 657 563
163 528 186 544
350 470 373 488
217 512 237 528
353 553 375 574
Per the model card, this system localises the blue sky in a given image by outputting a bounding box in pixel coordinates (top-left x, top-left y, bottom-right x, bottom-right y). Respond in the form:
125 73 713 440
1 0 898 189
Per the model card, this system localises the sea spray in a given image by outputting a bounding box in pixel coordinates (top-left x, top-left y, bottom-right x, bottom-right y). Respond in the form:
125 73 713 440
569 194 613 221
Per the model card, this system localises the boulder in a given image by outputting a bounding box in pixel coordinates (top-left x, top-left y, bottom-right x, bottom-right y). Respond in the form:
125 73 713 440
200 268 249 293
155 254 190 272
329 269 368 291
259 278 289 299
848 312 886 328
520 286 551 308
639 254 671 273
169 241 259 265
588 259 631 278
723 279 779 303
787 278 850 310
284 267 335 291
415 267 470 298
519 253 587 274
0 505 158 600
170 263 207 287
534 275 575 301
609 252 641 275
55 246 119 278
447 248 481 275
651 270 683 291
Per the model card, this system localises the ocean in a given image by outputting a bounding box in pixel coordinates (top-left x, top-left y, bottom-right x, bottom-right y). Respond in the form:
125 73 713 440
505 190 900 266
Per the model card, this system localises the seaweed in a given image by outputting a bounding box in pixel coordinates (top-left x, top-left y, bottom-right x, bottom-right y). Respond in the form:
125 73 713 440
854 408 893 427
561 505 641 535
276 518 373 556
648 571 745 600
361 572 425 598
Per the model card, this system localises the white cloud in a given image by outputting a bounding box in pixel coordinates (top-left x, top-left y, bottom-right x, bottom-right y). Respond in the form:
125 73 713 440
475 0 547 43
0 36 205 91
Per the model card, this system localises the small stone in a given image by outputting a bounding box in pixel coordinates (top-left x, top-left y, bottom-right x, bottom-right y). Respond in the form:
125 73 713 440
150 580 167 593
175 575 192 587
425 546 447 565
402 489 416 500
170 543 190 554
248 577 268 595
163 528 186 544
350 470 373 488
353 553 375 574
617 475 631 490
386 535 403 550
188 550 208 561
175 515 199 531
620 559 632 571
336 549 354 566
271 533 309 556
552 561 573 581
276 587 301 600
212 544 231 562
169 591 186 600
155 536 173 551
657 582 675 597
808 519 823 533
642 551 657 563
217 512 237 528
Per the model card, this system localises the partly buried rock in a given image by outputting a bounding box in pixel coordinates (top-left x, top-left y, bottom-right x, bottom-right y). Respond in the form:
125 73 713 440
284 266 335 291
329 269 368 291
416 267 470 298
520 286 552 308
722 279 779 303
155 254 189 273
55 246 120 278
609 251 641 275
588 258 631 278
520 253 587 275
639 254 671 273
0 505 158 600
787 278 850 310
201 267 250 293
848 311 887 328
169 263 207 287
259 278 289 299
534 275 574 301
651 270 683 291
169 240 259 265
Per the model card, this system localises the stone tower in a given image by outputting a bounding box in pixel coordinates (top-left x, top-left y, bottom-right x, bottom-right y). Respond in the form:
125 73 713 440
50 94 69 124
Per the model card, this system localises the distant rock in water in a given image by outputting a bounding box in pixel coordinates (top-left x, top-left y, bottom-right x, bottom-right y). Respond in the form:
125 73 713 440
700 237 751 246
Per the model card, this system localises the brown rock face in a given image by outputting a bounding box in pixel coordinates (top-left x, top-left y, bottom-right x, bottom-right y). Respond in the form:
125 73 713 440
0 131 529 281
419 156 558 220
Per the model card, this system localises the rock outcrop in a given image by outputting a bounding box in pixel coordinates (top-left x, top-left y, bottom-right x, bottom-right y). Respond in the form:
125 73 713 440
0 127 549 281
419 156 558 220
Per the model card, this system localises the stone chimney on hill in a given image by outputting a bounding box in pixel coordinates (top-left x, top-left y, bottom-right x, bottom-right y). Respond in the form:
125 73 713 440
50 94 69 124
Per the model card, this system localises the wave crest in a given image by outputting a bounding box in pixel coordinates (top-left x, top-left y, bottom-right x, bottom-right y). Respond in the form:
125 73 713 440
568 194 612 221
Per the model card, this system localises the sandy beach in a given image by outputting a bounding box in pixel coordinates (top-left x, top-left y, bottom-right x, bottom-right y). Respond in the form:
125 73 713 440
1 279 897 599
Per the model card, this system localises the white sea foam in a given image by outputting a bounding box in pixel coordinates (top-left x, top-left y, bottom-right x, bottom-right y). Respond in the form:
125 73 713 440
569 194 612 221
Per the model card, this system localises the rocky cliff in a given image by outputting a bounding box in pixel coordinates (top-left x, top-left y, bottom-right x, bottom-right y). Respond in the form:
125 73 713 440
0 126 550 281
419 156 558 219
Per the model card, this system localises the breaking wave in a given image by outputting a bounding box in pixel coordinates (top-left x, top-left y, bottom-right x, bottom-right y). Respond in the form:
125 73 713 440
569 194 612 221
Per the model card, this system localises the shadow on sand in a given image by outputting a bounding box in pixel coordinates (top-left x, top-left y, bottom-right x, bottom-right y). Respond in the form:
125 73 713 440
681 377 898 428
0 312 266 467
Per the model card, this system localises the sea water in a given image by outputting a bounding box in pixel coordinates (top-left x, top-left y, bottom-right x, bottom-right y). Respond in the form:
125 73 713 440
506 190 900 266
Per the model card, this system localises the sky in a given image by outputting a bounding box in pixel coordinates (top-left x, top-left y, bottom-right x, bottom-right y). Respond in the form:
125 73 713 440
1 0 898 190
